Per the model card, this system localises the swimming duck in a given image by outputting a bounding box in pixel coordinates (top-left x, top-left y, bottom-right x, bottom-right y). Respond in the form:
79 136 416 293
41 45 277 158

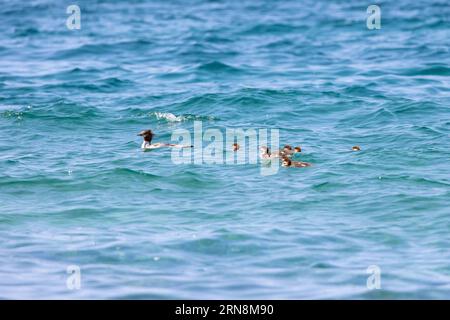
281 157 311 168
138 129 192 150
279 145 302 157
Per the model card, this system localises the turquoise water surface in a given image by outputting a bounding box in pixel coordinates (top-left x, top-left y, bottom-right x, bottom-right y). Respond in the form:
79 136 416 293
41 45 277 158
1 0 450 299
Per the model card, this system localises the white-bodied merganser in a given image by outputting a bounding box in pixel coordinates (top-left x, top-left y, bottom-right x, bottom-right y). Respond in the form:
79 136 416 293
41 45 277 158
138 129 192 150
259 146 273 159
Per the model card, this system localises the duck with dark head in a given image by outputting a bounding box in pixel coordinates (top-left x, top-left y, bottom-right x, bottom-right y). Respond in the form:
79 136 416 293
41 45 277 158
281 157 311 168
138 129 192 150
279 145 302 157
138 130 154 147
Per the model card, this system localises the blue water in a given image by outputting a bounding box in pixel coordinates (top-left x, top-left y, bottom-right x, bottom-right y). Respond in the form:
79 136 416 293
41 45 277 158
1 0 450 299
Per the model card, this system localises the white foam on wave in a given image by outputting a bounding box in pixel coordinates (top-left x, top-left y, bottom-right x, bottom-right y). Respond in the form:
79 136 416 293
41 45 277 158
154 112 185 122
150 111 216 123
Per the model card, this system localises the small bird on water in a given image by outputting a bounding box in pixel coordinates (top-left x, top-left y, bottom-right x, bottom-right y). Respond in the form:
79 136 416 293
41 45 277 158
138 129 192 150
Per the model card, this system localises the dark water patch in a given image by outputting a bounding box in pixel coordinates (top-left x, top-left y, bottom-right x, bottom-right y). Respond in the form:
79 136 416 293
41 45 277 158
241 23 304 35
168 88 308 117
169 232 264 257
312 181 349 192
91 168 162 185
403 65 450 76
337 107 396 128
373 175 450 192
203 34 234 44
394 101 443 116
39 66 129 81
0 175 72 189
0 2 51 16
52 39 155 59
341 85 386 99
115 92 186 107
262 39 295 49
38 77 134 93
166 170 219 190
13 27 40 37
169 93 223 112
176 41 240 60
96 77 134 91
412 125 445 137
196 61 243 74
47 207 116 220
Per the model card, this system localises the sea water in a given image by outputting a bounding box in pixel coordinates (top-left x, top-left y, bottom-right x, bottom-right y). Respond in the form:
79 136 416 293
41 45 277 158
0 0 450 299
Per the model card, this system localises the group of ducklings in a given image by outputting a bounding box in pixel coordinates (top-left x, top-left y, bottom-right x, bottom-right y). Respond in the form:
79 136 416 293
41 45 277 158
232 143 361 168
261 145 311 168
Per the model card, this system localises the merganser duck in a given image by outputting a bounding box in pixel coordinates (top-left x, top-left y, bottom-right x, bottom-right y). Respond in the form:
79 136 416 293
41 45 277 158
138 129 192 150
279 145 302 157
259 146 273 159
281 157 311 168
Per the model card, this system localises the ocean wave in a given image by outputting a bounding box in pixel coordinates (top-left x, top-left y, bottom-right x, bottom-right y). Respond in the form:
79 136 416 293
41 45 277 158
13 27 39 37
36 77 134 93
0 175 70 189
262 39 295 49
240 23 303 35
117 109 218 123
196 61 242 74
412 125 445 137
42 66 129 79
341 85 385 98
1 0 450 300
376 175 450 188
0 169 163 192
404 65 450 76
1 102 102 122
154 112 186 122
168 88 306 114
52 39 155 59
152 112 216 122
394 101 443 115
336 107 395 128
106 168 161 180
